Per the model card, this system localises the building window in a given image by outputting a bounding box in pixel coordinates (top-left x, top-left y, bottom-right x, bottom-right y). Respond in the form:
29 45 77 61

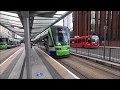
91 11 95 34
98 11 100 34
106 11 109 41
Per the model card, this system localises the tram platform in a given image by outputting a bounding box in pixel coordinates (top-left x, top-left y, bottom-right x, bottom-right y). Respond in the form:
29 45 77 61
0 46 79 79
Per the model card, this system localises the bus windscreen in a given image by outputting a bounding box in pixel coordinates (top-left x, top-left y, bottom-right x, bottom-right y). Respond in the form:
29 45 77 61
91 35 99 43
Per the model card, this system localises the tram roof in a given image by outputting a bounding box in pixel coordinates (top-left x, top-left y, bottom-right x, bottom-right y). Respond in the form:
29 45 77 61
0 11 72 41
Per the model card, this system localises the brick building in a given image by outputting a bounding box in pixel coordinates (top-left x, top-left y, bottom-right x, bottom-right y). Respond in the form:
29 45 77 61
73 11 120 47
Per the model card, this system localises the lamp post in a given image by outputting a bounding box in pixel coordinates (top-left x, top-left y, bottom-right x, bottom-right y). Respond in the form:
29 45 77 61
103 25 107 60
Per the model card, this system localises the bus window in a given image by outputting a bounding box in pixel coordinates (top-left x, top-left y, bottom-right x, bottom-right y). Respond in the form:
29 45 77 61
75 40 78 43
91 35 99 43
86 38 91 43
78 39 81 43
71 40 75 44
81 38 85 42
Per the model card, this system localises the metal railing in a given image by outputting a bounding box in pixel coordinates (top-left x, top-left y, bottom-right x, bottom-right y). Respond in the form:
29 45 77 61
70 46 120 64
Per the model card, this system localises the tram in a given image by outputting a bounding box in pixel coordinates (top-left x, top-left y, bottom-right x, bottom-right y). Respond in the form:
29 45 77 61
0 37 21 49
41 25 70 57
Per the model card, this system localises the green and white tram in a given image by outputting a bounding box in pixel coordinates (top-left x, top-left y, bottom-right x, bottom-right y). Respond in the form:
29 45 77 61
0 38 8 49
42 25 70 57
0 37 21 49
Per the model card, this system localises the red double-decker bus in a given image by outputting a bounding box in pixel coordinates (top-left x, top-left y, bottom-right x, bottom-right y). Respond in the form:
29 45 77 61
70 35 99 48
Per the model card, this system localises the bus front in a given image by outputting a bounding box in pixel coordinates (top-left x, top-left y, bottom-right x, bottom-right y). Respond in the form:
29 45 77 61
91 35 99 48
51 26 70 57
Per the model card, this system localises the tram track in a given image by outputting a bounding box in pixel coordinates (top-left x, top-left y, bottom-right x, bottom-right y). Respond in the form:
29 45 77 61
56 55 120 79
70 55 120 78
57 58 88 79
0 46 22 64
37 46 120 79
0 46 21 55
71 55 120 78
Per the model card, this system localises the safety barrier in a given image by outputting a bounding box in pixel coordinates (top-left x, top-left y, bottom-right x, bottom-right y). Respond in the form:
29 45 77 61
70 46 120 64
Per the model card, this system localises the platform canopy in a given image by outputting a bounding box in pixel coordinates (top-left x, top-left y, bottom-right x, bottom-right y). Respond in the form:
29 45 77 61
0 11 72 41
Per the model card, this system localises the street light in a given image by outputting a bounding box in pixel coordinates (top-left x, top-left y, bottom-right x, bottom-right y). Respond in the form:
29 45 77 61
103 25 107 59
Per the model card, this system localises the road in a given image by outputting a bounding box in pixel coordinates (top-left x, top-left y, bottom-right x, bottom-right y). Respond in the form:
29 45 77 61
0 45 23 64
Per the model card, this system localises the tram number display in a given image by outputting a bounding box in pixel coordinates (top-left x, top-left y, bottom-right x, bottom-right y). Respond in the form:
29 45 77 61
58 30 66 33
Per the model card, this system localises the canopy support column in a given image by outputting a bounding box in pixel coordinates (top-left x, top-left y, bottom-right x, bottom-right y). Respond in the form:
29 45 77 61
21 11 32 79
